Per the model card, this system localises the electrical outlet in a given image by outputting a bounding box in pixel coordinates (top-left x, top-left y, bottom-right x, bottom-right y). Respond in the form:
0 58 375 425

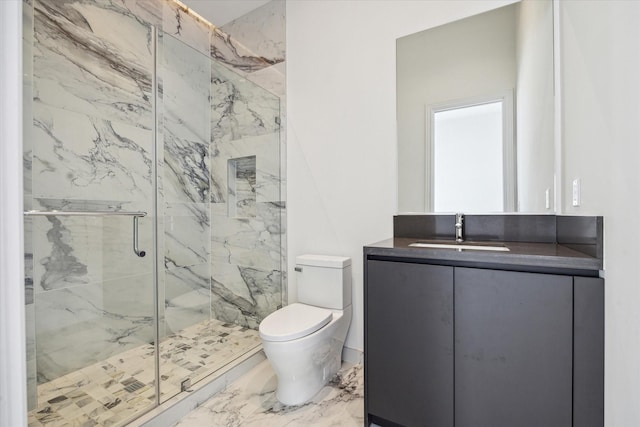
572 178 581 207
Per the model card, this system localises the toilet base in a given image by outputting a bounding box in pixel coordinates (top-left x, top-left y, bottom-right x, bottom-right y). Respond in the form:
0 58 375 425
262 306 352 406
272 346 341 406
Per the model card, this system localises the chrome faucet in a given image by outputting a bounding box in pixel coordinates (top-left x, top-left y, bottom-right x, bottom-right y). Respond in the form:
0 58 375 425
455 213 464 243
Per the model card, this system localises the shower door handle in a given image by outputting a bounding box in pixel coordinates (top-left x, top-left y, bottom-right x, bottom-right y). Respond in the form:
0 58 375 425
133 215 146 257
24 210 148 258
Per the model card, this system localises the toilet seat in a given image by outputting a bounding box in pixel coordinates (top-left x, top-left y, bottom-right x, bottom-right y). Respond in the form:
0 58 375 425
259 303 332 342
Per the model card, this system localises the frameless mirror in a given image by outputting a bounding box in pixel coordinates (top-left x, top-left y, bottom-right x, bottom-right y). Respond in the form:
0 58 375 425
397 0 554 213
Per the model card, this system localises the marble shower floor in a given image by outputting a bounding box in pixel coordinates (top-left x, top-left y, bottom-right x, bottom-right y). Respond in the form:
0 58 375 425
173 360 364 427
28 319 261 427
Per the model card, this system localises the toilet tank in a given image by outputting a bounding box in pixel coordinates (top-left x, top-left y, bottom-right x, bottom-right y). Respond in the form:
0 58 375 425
296 255 352 310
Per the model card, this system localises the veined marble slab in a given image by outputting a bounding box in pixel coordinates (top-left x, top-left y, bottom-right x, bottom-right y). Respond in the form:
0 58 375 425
210 262 282 329
33 0 156 130
32 104 153 201
32 214 102 292
24 0 34 197
244 62 286 98
164 202 211 270
174 360 363 427
161 32 212 204
210 202 283 272
35 273 155 382
31 199 153 292
211 28 278 74
219 0 285 66
25 303 37 410
162 132 211 204
210 60 280 145
162 32 211 143
164 263 211 335
162 0 211 57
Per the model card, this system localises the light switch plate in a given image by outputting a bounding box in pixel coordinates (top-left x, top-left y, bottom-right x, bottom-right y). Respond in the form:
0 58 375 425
545 188 550 209
572 178 581 207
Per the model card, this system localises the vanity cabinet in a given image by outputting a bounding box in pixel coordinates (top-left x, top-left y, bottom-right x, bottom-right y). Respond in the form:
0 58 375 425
365 259 604 427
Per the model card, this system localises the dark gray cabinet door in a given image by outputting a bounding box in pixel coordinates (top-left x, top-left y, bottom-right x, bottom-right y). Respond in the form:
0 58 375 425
574 276 604 427
454 267 573 427
366 260 454 427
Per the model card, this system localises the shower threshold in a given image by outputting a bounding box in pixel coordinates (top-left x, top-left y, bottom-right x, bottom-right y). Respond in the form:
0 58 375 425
28 318 261 427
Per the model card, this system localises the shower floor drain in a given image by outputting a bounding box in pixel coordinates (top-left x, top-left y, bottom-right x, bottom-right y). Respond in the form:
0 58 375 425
121 378 146 393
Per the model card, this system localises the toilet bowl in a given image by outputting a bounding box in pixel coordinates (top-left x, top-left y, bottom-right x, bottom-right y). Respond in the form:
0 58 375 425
259 255 352 406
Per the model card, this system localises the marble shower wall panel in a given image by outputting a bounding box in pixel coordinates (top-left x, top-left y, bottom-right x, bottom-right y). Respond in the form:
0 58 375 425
210 203 282 272
210 61 280 145
32 104 154 202
25 304 37 410
33 0 157 130
209 201 283 328
162 41 211 143
165 202 211 270
242 62 286 100
162 33 211 205
24 0 34 198
163 131 211 204
164 263 212 334
30 199 153 292
32 215 103 293
163 0 211 57
160 25 213 341
217 0 285 75
35 273 155 382
210 262 282 329
210 0 285 78
30 198 153 291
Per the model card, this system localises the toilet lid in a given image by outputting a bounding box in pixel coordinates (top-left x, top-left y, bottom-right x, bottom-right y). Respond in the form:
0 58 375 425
259 303 332 342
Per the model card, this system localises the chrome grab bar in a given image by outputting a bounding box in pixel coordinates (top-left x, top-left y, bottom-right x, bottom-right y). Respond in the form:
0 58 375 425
24 210 147 258
24 210 147 217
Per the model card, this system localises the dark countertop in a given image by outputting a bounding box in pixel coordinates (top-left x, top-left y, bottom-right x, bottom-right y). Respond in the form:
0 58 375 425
365 237 603 273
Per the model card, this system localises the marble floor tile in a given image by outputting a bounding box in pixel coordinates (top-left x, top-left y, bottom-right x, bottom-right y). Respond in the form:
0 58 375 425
28 318 260 427
174 360 364 427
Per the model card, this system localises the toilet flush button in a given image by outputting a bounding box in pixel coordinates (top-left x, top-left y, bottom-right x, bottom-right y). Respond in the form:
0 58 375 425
295 266 302 272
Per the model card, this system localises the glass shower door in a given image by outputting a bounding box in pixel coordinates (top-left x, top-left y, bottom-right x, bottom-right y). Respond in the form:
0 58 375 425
157 30 283 402
24 0 159 424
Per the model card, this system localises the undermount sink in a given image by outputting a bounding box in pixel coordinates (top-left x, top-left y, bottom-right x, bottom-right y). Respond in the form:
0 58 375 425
409 242 510 252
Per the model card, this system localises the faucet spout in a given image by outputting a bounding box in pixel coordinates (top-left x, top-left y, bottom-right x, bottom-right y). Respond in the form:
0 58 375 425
455 213 464 243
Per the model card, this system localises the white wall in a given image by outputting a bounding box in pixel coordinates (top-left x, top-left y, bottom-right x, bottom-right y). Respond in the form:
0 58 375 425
286 0 516 354
560 1 640 425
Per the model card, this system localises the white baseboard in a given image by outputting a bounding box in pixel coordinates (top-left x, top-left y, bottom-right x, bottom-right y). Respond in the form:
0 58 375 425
342 346 363 364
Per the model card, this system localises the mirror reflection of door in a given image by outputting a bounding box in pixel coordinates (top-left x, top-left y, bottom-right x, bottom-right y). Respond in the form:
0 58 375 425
427 94 515 213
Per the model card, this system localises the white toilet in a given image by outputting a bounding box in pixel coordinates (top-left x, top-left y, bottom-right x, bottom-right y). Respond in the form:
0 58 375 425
259 254 352 406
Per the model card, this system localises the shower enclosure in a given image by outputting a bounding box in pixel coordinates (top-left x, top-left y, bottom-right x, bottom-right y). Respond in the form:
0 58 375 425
23 1 285 425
